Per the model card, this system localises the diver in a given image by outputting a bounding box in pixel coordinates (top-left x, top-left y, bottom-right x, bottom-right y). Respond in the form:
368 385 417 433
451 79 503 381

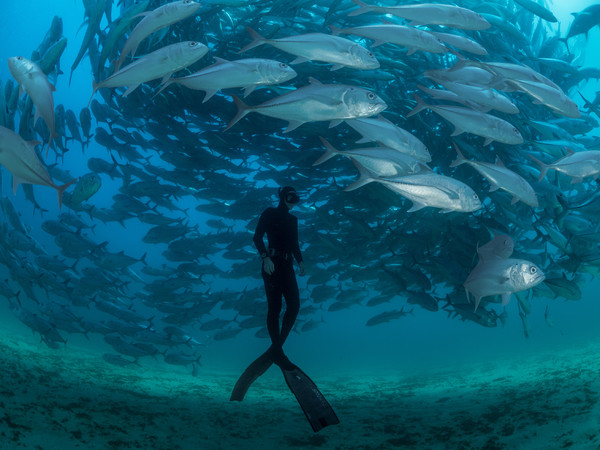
231 185 339 432
253 185 304 368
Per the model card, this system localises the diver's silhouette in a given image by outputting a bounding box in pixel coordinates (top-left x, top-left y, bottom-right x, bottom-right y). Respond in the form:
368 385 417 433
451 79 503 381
230 186 339 432
253 185 304 365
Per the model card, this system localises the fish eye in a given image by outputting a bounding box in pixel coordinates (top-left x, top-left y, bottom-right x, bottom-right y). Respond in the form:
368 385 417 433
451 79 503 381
279 63 287 68
367 52 374 57
190 41 198 46
473 194 479 199
17 56 23 60
367 92 375 99
530 267 537 273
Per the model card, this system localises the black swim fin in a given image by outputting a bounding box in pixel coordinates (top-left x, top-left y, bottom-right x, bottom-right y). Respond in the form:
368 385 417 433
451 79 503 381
230 348 273 402
280 361 340 432
231 349 340 432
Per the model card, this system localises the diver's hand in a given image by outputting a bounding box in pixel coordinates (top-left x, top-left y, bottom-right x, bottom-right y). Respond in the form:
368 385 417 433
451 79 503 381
298 261 305 276
263 257 274 275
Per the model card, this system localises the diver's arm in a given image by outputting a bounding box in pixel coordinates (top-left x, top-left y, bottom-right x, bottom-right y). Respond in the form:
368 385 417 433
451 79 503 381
292 216 305 276
253 210 268 257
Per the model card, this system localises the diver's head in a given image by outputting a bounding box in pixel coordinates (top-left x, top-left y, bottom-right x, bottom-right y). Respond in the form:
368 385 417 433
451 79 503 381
279 186 299 209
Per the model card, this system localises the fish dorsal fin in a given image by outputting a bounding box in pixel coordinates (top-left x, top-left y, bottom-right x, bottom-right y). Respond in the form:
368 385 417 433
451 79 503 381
565 147 575 155
377 114 393 125
213 57 229 65
495 155 506 167
308 77 322 85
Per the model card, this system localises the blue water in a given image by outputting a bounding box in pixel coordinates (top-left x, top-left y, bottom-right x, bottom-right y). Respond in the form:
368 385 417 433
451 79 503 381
1 0 600 448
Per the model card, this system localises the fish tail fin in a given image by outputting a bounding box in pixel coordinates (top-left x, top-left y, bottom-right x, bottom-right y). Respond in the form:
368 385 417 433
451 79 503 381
239 27 267 53
527 154 549 181
345 160 375 191
578 91 591 107
348 0 372 16
450 142 466 167
313 137 340 166
406 94 428 117
473 296 481 312
45 133 59 158
56 178 77 210
224 95 251 131
559 37 570 54
328 25 342 36
88 80 98 109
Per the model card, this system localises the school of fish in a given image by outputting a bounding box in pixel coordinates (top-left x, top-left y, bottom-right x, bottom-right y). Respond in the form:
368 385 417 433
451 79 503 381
0 0 600 372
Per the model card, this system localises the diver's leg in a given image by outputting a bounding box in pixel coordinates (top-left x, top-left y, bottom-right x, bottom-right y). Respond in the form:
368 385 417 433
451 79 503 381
280 264 300 344
263 268 283 348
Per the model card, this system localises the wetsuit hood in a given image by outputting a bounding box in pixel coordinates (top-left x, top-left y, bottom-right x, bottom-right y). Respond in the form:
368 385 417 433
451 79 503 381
278 186 299 207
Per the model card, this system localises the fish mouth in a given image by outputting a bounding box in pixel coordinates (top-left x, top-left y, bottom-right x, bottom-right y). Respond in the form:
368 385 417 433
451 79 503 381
532 273 546 285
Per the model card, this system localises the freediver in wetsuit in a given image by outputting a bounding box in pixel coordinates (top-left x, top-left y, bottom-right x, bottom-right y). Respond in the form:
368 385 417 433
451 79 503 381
230 186 339 432
252 185 304 368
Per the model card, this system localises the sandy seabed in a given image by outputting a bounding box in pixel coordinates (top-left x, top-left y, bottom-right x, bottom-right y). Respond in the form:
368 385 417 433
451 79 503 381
0 332 599 450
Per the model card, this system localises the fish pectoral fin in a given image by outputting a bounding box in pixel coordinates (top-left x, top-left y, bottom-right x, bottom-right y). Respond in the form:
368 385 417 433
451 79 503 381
291 56 310 65
283 120 304 133
483 138 493 146
499 276 510 284
501 293 511 306
407 201 427 212
488 184 500 192
243 85 257 97
329 119 343 128
122 83 141 97
450 127 464 137
330 64 344 71
160 73 173 85
437 185 460 200
12 176 27 194
202 90 218 103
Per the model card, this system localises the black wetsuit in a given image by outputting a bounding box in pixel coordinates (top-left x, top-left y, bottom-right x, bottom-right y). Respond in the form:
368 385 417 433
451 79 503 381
253 202 303 352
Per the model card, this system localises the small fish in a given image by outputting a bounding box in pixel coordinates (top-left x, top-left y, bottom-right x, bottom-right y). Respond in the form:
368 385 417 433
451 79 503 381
115 0 201 71
7 56 58 153
464 257 545 311
544 305 553 327
408 95 523 146
89 41 209 106
329 24 448 55
225 77 386 132
451 143 538 207
71 173 102 204
239 27 380 71
348 169 481 213
529 149 600 183
349 0 491 30
366 307 414 326
345 115 431 162
477 233 514 263
157 57 297 102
